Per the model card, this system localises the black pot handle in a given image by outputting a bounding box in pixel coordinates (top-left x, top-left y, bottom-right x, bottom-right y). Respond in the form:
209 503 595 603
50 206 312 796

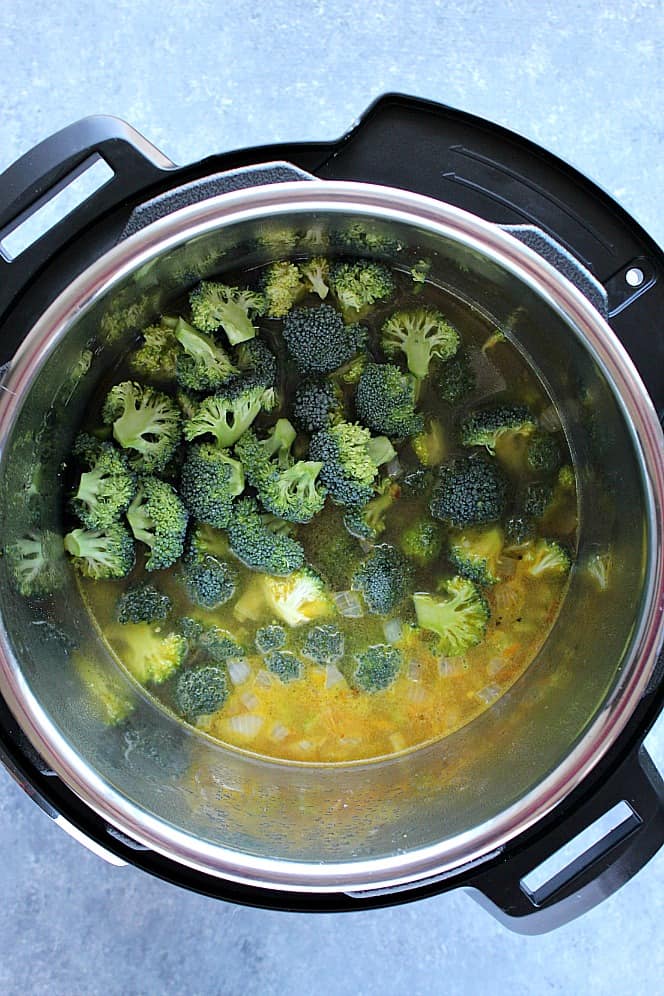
467 745 664 934
0 116 174 314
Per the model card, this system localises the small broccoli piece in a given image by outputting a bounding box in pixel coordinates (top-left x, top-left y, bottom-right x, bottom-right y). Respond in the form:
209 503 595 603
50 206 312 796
5 529 64 598
64 524 135 580
261 568 333 627
460 404 537 453
330 259 395 315
526 432 561 474
126 477 188 571
352 544 413 616
292 378 344 433
504 515 535 547
349 644 402 693
334 352 368 386
335 222 402 255
343 481 397 540
521 538 571 578
413 577 489 655
411 417 447 467
411 259 431 287
310 421 396 507
72 431 104 466
71 443 137 530
117 583 172 624
481 329 507 354
129 316 180 381
264 650 303 683
255 624 287 653
282 303 366 374
381 308 459 379
355 362 424 439
232 338 279 405
399 518 443 566
448 525 504 586
227 498 305 576
102 381 181 472
186 522 232 564
299 257 330 299
430 456 507 527
300 504 364 590
73 654 133 726
234 418 297 488
174 318 238 392
113 623 188 684
175 665 229 718
189 281 266 345
182 556 237 608
183 386 266 448
523 482 554 519
301 624 345 665
179 443 244 529
438 349 476 405
180 616 205 641
257 460 326 524
198 626 244 662
558 464 575 490
261 261 306 317
586 551 611 591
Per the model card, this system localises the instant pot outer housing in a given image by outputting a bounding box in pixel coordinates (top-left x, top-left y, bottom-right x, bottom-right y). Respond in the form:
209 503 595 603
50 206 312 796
0 96 662 934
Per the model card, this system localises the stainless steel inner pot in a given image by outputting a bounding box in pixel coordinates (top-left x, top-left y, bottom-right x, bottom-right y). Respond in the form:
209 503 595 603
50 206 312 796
0 181 662 894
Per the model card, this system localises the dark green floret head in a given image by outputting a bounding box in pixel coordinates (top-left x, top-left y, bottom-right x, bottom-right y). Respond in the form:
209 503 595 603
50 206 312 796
182 555 237 609
352 544 413 615
329 259 395 315
64 523 135 580
504 515 535 547
257 460 327 524
226 497 305 576
459 404 536 453
350 644 402 693
231 338 279 403
126 476 189 571
255 624 287 653
71 443 137 530
189 281 266 345
399 518 444 566
438 349 476 405
198 626 245 662
264 650 303 683
523 482 553 519
430 456 507 527
6 529 65 598
174 318 238 392
309 421 396 508
281 303 367 374
175 665 229 718
292 378 344 433
355 362 424 439
117 582 172 624
413 577 489 656
72 432 104 467
179 443 244 529
381 307 460 379
526 432 561 474
102 382 181 473
302 624 345 665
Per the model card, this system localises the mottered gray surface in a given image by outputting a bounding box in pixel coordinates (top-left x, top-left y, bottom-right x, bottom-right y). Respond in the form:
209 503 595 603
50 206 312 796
0 1 663 993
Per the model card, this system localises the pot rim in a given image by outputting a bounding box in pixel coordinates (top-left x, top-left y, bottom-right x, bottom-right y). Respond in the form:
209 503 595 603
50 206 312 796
0 179 662 892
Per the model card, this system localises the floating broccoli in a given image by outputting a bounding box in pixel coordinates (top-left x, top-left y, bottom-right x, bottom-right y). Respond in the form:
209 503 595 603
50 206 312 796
349 644 402 693
234 418 297 489
64 524 135 580
71 443 137 529
261 261 306 317
282 303 366 374
102 381 181 473
264 650 304 683
448 525 504 586
459 404 536 453
179 443 244 529
258 460 327 524
526 432 561 474
181 556 237 609
117 583 172 624
437 349 476 406
183 385 266 448
261 568 333 627
330 259 395 316
175 665 229 718
73 653 134 726
189 281 266 345
504 515 535 547
352 544 412 615
430 456 507 527
292 379 344 433
231 338 279 407
521 538 571 578
227 497 305 576
399 518 444 566
523 482 553 520
174 318 238 392
413 577 489 656
381 308 459 379
301 624 345 665
5 529 65 598
355 362 424 439
299 257 330 299
126 477 188 571
255 624 287 653
309 421 396 507
130 316 180 382
197 625 245 662
343 481 397 540
411 417 447 467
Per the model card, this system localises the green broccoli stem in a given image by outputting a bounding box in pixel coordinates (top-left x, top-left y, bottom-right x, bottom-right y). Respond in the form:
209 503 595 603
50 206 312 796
405 338 433 380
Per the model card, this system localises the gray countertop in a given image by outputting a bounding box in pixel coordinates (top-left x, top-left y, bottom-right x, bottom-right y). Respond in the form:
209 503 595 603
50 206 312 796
1 1 662 992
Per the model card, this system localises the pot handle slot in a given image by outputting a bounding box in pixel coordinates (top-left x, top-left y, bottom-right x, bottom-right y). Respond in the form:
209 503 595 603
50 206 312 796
466 744 664 934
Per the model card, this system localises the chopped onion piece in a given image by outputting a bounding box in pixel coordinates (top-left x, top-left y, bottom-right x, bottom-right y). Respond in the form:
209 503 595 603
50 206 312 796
538 405 562 432
227 714 263 737
496 555 517 578
406 683 428 704
270 723 290 743
469 350 506 401
359 538 374 554
240 691 259 710
296 739 314 752
333 590 364 618
325 664 346 688
255 669 274 687
383 619 403 644
227 658 251 686
476 683 502 705
407 660 422 682
390 733 407 752
386 456 403 478
438 657 466 677
487 657 506 677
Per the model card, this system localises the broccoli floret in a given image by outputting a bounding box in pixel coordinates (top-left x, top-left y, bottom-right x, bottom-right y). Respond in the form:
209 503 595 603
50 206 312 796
481 329 507 354
330 259 395 315
71 443 137 530
5 529 65 598
255 624 287 653
300 504 364 590
179 443 244 529
102 381 181 473
448 525 504 585
413 577 489 655
430 456 507 527
504 515 535 547
352 544 413 616
399 518 443 565
130 316 180 381
460 404 537 453
299 257 330 299
261 568 333 627
523 482 554 519
334 352 368 386
126 477 188 571
282 303 366 374
381 308 459 379
174 318 238 392
183 385 266 448
117 582 172 624
175 665 229 718
186 522 231 564
182 556 237 608
64 524 135 580
73 654 133 726
309 421 396 507
558 465 575 490
521 538 571 578
301 624 345 665
264 650 303 683
526 432 561 474
234 418 297 488
411 417 447 467
349 644 402 693
198 625 244 662
343 481 397 540
232 338 279 403
292 378 344 433
261 261 306 317
189 281 266 345
335 222 402 255
257 460 326 524
438 349 476 405
227 498 305 576
410 258 431 287
72 431 105 466
355 362 424 439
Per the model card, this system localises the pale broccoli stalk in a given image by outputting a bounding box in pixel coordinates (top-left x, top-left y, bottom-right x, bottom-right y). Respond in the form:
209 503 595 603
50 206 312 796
300 257 330 299
189 281 266 345
381 308 460 379
413 577 489 656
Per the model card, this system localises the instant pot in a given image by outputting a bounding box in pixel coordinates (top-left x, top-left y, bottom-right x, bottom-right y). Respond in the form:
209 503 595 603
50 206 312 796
0 94 662 934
